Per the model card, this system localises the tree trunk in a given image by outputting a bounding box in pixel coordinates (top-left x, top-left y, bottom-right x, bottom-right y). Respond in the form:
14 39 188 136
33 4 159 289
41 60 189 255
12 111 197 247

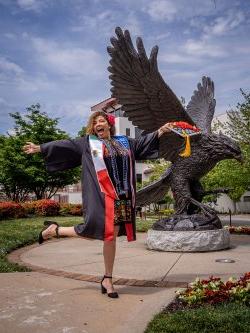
233 200 237 214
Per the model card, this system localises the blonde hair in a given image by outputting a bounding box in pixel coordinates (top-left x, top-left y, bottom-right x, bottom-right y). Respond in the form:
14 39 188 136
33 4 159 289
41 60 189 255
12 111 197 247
86 111 116 136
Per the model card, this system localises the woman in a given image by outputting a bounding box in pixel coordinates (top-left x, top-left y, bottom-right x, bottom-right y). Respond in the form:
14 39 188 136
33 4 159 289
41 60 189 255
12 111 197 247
23 111 172 298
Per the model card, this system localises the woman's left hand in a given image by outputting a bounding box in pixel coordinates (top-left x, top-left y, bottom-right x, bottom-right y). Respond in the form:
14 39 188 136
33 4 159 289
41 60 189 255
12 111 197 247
158 122 174 137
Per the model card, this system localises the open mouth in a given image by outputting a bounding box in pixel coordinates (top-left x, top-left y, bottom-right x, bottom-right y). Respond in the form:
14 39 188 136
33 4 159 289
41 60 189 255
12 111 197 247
96 128 105 135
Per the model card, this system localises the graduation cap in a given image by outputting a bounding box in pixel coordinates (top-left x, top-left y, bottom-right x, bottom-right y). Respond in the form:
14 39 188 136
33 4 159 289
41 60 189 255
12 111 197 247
168 121 201 157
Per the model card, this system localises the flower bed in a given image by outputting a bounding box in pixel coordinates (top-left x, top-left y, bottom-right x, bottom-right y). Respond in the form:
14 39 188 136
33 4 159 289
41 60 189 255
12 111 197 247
59 203 83 216
34 199 60 216
224 225 250 235
176 273 250 306
22 201 36 215
0 200 84 219
0 201 26 219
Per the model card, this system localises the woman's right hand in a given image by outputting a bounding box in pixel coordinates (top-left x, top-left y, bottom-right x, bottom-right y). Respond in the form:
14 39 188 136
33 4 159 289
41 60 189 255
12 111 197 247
22 142 41 154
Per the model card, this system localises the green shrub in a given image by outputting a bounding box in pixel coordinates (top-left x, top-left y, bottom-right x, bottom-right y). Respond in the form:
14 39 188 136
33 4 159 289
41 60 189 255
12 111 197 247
159 208 175 216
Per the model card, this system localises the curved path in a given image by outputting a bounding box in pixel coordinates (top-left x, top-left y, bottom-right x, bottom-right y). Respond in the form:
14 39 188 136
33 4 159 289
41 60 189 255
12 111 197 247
2 233 249 333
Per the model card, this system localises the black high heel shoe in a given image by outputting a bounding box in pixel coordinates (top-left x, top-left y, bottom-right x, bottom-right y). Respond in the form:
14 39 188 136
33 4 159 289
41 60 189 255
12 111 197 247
101 275 119 298
38 221 59 244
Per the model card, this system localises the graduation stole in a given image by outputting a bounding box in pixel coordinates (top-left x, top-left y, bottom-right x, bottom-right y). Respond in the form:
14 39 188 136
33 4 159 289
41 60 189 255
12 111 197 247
89 135 134 242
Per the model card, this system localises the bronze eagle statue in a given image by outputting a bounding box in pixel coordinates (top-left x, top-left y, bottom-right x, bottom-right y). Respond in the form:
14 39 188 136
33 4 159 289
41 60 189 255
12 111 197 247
107 27 242 230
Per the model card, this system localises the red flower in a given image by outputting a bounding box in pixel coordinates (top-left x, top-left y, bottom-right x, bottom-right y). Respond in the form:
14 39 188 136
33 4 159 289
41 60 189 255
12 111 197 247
107 114 115 126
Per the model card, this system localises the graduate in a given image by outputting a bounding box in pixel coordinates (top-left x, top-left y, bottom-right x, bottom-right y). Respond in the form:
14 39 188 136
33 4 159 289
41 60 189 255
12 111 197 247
23 111 172 298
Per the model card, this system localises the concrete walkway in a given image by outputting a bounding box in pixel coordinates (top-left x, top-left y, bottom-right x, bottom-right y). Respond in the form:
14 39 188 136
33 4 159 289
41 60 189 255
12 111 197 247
1 232 250 333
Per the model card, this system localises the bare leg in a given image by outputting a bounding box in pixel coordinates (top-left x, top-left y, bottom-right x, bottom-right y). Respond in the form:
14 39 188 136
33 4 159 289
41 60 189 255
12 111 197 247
42 225 91 240
102 225 120 293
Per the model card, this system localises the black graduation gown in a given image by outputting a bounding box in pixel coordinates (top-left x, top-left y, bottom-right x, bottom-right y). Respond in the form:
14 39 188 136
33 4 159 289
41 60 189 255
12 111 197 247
41 132 159 241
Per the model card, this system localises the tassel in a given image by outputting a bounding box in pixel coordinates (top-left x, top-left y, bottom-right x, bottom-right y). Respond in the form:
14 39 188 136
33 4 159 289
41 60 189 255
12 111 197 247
179 133 191 157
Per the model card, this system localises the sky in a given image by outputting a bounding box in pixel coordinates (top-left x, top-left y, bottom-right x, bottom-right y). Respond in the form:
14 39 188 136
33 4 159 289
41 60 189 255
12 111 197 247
0 0 249 136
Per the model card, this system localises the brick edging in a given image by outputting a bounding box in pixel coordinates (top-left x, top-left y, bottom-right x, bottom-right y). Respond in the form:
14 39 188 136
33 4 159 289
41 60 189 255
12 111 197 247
7 243 188 289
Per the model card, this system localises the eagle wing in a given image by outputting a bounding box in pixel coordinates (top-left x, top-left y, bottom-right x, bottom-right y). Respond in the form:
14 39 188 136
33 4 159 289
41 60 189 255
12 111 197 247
186 76 216 134
136 167 172 206
107 27 194 133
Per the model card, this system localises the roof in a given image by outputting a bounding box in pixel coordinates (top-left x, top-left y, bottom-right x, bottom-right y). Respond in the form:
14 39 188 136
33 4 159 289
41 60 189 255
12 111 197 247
91 97 119 113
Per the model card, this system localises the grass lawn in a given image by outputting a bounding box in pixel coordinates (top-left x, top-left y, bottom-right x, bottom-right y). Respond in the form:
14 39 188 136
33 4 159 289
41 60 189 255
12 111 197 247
136 217 156 232
145 302 250 333
0 216 154 272
0 216 82 272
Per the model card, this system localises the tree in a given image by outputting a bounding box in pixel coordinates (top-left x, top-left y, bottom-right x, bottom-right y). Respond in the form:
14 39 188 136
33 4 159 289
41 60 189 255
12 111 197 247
77 126 87 137
202 90 250 205
225 89 250 145
0 135 32 201
142 159 171 185
0 104 81 201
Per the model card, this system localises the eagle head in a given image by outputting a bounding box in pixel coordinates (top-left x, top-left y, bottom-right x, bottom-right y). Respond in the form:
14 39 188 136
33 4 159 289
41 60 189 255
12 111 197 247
215 132 243 163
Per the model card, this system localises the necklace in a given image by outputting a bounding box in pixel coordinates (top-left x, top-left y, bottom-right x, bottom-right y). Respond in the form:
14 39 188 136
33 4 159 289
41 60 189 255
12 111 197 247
102 138 129 197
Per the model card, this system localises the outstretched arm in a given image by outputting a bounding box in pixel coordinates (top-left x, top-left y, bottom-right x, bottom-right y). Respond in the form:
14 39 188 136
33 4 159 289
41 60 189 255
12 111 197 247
23 138 85 172
129 122 173 160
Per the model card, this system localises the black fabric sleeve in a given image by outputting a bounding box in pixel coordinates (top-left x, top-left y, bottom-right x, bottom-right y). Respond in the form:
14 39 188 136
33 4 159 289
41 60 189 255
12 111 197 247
128 131 159 160
40 137 85 172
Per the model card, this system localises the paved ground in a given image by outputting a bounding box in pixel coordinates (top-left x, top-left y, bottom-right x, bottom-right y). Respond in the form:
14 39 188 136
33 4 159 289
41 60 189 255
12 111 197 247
1 228 250 333
221 214 250 226
0 272 175 333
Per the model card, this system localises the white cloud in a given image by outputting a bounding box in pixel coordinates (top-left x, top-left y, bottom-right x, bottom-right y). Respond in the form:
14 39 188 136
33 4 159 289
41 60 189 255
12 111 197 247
158 36 227 66
16 75 55 92
0 56 24 75
31 37 105 78
203 11 245 38
3 32 16 39
43 100 97 135
125 12 142 36
167 71 198 80
0 97 21 134
234 45 250 55
52 100 94 118
147 32 171 43
16 0 47 12
72 7 143 40
78 10 114 30
0 96 9 106
0 56 54 92
159 52 200 64
144 0 177 22
183 38 227 57
155 32 171 41
142 0 229 22
71 9 117 36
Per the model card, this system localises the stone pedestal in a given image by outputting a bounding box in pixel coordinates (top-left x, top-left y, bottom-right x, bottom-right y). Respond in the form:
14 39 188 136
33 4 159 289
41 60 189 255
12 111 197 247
146 229 230 252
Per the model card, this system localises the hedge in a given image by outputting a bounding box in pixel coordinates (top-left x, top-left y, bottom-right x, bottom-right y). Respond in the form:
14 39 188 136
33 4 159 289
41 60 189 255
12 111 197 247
0 200 84 220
